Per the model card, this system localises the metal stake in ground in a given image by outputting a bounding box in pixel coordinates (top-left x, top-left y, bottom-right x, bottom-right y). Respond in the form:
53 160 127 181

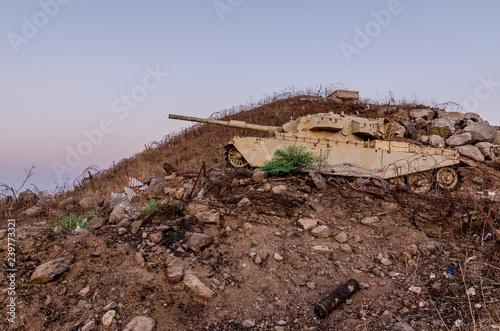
314 278 360 319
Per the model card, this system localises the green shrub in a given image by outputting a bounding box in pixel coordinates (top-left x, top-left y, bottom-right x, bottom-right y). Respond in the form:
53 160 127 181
51 213 88 231
145 199 159 211
260 145 322 175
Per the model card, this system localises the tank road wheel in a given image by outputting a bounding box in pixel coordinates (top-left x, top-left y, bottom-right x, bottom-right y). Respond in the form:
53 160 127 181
225 146 249 168
435 167 458 190
408 172 432 193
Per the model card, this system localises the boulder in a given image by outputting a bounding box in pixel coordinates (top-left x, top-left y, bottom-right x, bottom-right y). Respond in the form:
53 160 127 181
492 130 500 145
427 135 445 148
463 121 497 142
429 118 456 138
414 117 429 130
456 145 485 162
123 316 156 331
79 197 99 211
475 142 495 160
36 197 55 209
394 122 406 138
109 202 137 225
17 189 39 207
148 176 168 199
403 121 417 140
465 112 483 123
446 133 473 147
59 197 77 211
30 255 74 284
419 135 429 144
410 109 434 120
436 110 465 122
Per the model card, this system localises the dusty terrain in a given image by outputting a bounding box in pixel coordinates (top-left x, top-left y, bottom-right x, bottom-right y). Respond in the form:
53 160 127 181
1 93 500 330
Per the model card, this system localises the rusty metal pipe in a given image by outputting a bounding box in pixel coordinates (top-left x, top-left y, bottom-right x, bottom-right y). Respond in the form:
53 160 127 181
314 279 360 319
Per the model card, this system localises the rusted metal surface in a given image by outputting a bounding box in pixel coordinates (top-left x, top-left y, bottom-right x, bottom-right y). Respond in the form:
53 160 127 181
314 278 360 319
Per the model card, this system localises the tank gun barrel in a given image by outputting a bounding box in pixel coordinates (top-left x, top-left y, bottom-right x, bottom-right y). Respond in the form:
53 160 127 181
169 114 284 134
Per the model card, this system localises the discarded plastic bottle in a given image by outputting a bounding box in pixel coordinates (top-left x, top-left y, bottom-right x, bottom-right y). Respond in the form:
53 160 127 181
314 279 360 319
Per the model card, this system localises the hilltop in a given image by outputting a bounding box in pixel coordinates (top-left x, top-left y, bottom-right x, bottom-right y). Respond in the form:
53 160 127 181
0 90 499 330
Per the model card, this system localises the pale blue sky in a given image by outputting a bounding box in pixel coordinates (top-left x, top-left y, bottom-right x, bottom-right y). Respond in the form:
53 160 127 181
1 1 499 190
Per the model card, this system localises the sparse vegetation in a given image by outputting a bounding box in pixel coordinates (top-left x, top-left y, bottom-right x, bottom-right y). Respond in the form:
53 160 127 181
145 199 159 211
51 213 88 231
260 145 322 175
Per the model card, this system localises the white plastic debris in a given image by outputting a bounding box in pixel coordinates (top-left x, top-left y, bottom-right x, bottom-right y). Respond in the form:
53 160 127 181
466 287 476 296
409 286 422 294
429 273 436 279
474 303 482 308
454 319 463 327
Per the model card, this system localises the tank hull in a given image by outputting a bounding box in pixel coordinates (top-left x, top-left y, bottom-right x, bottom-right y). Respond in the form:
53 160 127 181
229 134 460 179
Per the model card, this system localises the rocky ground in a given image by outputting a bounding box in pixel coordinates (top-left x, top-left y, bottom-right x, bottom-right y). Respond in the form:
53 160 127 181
1 163 499 331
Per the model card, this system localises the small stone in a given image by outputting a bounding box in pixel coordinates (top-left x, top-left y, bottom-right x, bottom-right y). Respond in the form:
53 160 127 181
309 200 324 212
77 300 87 308
196 211 220 224
102 310 116 326
118 227 128 235
340 243 352 253
311 245 330 254
123 316 156 331
409 286 422 294
242 319 255 328
167 264 184 284
392 321 415 331
183 272 216 301
310 172 327 189
30 255 74 284
81 320 95 331
380 258 392 266
135 252 145 267
149 231 163 244
361 216 380 225
273 253 283 261
405 244 419 256
186 233 213 252
297 218 317 231
306 281 316 290
78 285 90 297
254 255 263 264
237 198 252 207
334 232 348 243
103 301 118 311
270 185 287 195
277 320 287 326
311 225 331 238
252 170 267 183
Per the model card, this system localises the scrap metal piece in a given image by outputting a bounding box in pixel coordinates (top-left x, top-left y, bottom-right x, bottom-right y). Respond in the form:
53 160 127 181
314 279 360 319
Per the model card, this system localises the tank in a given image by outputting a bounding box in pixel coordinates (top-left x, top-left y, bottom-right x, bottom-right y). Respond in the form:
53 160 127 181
169 111 461 191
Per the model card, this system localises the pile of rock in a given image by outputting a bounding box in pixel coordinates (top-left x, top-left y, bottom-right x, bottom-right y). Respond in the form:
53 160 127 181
397 109 500 165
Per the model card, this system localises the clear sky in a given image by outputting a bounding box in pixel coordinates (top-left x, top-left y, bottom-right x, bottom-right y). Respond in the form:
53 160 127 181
1 0 499 191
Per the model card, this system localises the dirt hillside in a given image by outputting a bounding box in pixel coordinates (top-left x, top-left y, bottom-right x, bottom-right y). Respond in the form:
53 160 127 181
1 92 499 331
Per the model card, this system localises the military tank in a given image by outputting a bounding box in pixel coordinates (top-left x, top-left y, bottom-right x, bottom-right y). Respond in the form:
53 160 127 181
169 111 461 191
